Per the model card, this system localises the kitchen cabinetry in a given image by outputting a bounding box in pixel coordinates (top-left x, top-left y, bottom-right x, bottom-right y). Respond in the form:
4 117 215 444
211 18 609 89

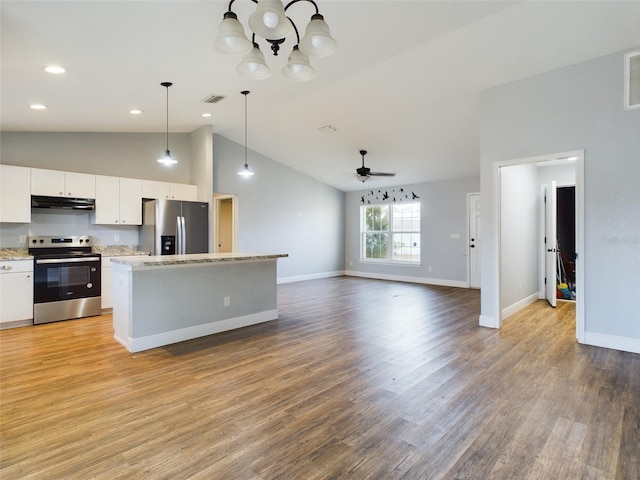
0 165 31 223
141 180 197 201
31 168 96 198
101 257 114 310
0 260 33 326
93 176 142 225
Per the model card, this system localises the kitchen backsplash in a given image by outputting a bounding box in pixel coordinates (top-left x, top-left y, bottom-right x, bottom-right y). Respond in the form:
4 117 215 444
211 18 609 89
0 210 139 248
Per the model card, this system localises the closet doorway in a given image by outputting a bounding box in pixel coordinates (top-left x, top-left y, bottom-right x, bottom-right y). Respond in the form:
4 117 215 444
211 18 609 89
495 150 584 342
213 193 238 253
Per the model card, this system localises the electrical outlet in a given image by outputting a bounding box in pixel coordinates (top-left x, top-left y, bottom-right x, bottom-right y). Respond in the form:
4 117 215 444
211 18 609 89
224 296 230 307
114 234 120 242
428 266 433 272
19 235 27 244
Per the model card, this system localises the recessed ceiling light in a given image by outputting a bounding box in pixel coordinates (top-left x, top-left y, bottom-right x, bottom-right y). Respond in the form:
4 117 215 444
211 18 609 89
44 65 65 74
29 103 47 110
201 113 212 118
129 109 143 115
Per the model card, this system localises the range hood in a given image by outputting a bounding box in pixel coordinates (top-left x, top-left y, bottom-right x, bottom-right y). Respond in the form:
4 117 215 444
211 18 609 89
31 195 95 210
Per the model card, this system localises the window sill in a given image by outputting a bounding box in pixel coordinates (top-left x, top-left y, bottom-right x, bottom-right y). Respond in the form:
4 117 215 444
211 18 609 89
359 260 421 267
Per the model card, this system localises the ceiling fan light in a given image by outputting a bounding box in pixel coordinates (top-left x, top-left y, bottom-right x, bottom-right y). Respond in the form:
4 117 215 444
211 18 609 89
356 175 370 182
248 0 292 40
157 150 177 165
298 14 336 57
214 12 253 55
282 46 315 81
236 43 271 79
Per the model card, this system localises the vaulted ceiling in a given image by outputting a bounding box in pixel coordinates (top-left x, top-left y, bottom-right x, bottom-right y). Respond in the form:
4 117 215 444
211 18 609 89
2 1 639 191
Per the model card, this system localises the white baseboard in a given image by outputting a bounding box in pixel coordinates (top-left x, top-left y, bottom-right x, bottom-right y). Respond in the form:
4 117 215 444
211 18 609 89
277 270 345 284
583 331 640 354
479 314 498 328
344 270 468 288
114 309 278 353
502 292 540 320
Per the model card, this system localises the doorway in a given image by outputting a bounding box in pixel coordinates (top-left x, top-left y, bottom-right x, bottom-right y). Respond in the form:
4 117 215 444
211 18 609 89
494 150 584 342
213 193 238 253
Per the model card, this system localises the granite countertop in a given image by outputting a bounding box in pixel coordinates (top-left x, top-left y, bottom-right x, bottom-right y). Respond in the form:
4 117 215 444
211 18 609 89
0 248 32 261
92 245 150 257
111 252 288 268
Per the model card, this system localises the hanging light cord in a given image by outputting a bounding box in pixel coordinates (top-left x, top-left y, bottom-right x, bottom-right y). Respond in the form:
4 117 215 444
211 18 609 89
242 90 249 168
165 85 169 151
160 82 173 153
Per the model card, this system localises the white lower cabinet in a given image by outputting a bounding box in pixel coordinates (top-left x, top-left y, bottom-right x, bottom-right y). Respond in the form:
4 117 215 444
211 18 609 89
0 260 33 326
101 257 114 310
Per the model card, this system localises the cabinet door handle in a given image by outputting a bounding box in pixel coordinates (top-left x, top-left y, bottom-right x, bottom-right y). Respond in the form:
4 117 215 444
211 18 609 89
1 265 13 270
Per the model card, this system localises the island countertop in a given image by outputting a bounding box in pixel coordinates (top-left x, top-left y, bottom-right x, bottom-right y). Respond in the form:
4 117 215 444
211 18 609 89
110 252 288 268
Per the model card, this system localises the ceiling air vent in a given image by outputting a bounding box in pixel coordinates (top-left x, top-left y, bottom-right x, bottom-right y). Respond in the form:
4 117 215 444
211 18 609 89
318 124 337 134
624 50 640 110
203 95 225 104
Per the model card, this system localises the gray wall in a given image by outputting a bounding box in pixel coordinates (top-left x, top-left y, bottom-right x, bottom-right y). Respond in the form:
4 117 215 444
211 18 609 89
212 134 345 281
480 48 640 346
0 131 194 248
1 132 192 182
345 176 479 285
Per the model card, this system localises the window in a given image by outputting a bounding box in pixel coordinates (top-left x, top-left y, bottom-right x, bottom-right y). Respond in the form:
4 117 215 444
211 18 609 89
361 202 420 263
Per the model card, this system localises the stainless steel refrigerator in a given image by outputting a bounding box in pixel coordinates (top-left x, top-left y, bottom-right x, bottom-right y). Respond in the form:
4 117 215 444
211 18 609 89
141 199 209 255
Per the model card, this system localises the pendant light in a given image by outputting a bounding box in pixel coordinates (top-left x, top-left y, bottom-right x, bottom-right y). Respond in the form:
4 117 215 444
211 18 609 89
238 90 254 177
157 82 177 165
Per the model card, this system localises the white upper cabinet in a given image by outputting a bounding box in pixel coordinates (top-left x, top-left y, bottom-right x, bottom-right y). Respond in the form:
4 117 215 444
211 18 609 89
31 168 95 198
0 165 31 223
141 180 197 201
141 180 171 200
169 183 197 201
119 178 142 224
93 175 142 225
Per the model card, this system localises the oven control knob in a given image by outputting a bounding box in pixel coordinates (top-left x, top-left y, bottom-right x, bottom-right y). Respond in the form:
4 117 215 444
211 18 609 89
32 239 37 244
39 239 44 244
85 238 90 243
87 283 93 289
79 239 84 244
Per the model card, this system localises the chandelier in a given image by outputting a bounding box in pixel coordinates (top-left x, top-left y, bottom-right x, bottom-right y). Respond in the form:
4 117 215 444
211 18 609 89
214 0 336 81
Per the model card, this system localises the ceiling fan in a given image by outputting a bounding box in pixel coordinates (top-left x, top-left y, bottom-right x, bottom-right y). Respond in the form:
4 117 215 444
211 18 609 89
356 150 396 182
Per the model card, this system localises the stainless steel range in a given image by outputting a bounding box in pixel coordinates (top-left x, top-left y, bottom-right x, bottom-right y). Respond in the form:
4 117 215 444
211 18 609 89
29 236 101 325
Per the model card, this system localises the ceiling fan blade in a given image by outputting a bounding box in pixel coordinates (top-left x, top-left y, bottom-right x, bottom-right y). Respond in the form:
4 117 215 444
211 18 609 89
369 172 396 176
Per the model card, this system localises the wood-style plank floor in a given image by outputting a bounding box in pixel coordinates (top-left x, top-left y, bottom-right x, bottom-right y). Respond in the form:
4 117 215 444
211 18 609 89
1 277 638 479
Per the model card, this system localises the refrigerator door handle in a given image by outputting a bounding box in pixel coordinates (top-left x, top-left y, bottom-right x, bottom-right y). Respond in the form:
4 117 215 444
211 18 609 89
176 216 182 255
181 216 187 254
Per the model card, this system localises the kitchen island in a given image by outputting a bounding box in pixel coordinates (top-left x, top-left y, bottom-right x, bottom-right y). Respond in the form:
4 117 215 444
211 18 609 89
111 253 288 352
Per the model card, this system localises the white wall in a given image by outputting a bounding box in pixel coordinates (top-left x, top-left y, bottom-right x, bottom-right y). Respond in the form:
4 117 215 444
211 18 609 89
480 47 640 352
344 176 480 286
500 164 539 310
212 134 345 281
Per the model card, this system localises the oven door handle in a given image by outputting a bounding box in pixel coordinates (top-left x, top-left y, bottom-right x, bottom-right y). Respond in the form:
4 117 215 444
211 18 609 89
35 256 101 265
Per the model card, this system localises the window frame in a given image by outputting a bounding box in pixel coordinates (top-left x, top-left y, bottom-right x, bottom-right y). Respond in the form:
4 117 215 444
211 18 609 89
360 201 421 265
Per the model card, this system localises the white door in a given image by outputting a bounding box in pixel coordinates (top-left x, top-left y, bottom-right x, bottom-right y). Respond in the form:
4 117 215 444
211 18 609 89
468 193 481 288
544 181 557 307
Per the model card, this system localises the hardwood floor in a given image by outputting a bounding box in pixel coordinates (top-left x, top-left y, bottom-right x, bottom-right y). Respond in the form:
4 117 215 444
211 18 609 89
1 277 638 479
